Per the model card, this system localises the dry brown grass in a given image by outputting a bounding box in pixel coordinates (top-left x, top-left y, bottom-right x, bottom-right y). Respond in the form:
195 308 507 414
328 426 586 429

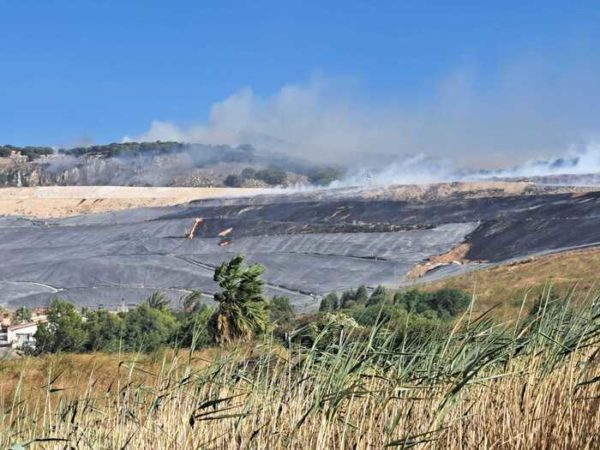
1 299 599 449
420 247 600 319
0 349 221 409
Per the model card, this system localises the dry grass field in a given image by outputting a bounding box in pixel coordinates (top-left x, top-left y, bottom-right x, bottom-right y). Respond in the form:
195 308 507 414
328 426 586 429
1 296 599 449
421 247 600 319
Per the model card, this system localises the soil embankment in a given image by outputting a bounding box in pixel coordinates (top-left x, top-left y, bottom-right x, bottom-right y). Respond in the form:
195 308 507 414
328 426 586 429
0 186 266 218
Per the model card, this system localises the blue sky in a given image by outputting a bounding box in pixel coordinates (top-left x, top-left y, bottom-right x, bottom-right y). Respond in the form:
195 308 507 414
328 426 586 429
1 0 599 162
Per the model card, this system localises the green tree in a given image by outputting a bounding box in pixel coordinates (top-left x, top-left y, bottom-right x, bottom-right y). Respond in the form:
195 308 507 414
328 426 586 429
297 312 366 349
366 285 388 306
255 167 287 185
174 305 213 349
270 296 294 324
123 304 179 352
15 306 32 323
339 289 357 309
307 167 343 186
224 174 242 187
394 288 470 318
240 167 257 180
350 303 402 327
34 299 88 353
355 285 368 304
430 288 471 317
84 309 124 351
394 289 426 312
209 255 270 344
319 293 339 312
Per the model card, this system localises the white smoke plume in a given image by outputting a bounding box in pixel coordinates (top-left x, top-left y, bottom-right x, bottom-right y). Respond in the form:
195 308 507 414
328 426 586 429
126 53 600 185
334 142 600 187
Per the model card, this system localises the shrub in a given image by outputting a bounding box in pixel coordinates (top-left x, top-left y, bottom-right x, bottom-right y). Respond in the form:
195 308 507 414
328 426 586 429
307 167 343 186
271 296 294 324
394 288 470 318
355 285 368 304
240 167 257 180
34 299 88 353
174 305 213 349
319 293 339 312
429 288 471 317
348 303 401 327
255 167 287 185
15 306 32 323
84 309 125 352
224 174 243 187
122 304 179 352
340 289 357 308
366 285 387 306
295 312 366 349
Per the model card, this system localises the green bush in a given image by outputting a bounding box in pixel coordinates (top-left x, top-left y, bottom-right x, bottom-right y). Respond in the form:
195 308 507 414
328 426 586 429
34 299 88 353
366 285 388 306
84 309 125 352
394 288 470 318
174 305 213 349
339 289 357 308
293 312 367 349
240 167 257 179
307 167 343 186
319 293 339 312
348 303 400 327
355 285 368 304
122 304 179 352
255 167 287 185
15 306 32 323
430 288 471 317
224 174 243 187
271 296 294 324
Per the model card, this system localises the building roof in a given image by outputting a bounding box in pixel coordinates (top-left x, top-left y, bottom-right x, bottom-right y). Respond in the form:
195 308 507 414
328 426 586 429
8 321 45 332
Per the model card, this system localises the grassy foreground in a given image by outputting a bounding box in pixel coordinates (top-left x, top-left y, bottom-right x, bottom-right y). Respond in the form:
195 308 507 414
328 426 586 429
1 291 600 449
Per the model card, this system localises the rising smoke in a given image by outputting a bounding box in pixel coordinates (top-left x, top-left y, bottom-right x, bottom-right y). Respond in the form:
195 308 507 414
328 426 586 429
333 142 600 187
129 51 600 181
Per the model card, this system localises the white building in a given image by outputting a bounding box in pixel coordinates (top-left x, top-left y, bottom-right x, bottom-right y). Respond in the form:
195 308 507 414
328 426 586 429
0 321 43 349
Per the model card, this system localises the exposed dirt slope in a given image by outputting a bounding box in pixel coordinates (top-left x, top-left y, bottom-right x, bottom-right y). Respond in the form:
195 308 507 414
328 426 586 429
407 242 471 279
0 186 266 218
362 181 595 201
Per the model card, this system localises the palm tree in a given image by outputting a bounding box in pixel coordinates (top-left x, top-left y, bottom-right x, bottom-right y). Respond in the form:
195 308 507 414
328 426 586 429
145 290 171 310
210 255 270 344
182 290 204 313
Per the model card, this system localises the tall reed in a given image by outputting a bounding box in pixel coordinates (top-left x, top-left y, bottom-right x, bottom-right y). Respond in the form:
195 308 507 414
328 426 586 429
2 290 599 449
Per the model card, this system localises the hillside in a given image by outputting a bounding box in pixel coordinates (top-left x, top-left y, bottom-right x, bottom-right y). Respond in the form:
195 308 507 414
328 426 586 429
0 142 339 188
420 246 600 318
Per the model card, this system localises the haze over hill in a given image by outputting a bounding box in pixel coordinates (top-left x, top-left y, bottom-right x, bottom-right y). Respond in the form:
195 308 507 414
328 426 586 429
3 140 600 189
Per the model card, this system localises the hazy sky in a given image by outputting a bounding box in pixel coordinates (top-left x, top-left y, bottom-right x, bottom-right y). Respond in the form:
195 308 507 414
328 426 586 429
1 0 599 166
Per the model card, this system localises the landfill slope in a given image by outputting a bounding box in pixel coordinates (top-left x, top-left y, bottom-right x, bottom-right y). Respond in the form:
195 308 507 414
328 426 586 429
1 189 600 311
